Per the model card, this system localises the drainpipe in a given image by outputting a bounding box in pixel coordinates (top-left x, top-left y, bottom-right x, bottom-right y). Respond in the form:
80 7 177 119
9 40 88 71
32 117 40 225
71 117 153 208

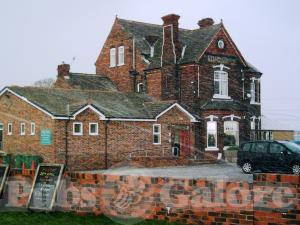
65 104 70 170
104 119 110 169
65 119 70 170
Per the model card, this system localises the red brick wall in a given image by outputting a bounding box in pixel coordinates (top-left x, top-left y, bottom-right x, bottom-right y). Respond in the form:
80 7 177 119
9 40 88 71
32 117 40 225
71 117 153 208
6 172 299 225
95 19 147 93
0 92 56 162
146 69 163 100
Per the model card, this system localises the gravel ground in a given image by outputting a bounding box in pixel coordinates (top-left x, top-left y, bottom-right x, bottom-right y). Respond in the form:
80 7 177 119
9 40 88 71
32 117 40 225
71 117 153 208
88 163 253 182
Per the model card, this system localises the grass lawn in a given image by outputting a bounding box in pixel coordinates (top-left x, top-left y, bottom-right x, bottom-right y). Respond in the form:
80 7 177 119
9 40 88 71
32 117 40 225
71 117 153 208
0 211 179 225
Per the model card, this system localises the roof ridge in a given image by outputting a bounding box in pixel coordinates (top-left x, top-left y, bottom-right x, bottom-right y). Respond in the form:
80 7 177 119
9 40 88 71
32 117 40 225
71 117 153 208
118 18 192 31
10 86 120 94
70 73 107 77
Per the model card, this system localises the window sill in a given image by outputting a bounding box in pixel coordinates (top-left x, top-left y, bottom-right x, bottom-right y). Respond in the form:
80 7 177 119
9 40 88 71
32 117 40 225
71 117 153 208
117 63 125 67
153 143 161 145
213 94 231 100
73 133 83 136
109 65 116 68
205 147 219 151
250 101 261 105
89 133 99 136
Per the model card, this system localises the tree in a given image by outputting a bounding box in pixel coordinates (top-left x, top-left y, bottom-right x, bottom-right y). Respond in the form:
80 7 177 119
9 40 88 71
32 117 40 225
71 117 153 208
34 78 55 88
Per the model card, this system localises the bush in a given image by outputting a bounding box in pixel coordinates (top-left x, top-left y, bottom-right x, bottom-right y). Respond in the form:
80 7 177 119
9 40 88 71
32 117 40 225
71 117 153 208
226 146 239 151
224 134 236 147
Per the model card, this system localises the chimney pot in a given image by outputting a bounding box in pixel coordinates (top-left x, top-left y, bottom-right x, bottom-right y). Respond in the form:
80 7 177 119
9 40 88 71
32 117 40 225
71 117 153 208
161 14 180 25
57 64 70 78
198 18 214 28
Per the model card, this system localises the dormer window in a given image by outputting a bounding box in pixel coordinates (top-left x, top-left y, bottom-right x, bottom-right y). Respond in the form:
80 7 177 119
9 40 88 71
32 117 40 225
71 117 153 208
213 64 230 99
118 46 125 66
110 47 116 67
150 46 154 58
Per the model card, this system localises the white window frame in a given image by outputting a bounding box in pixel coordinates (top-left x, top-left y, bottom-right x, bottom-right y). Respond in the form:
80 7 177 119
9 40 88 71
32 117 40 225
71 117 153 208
7 123 12 135
137 83 144 93
30 123 35 135
110 47 116 67
89 123 99 136
73 122 83 136
153 124 161 145
118 46 125 66
213 70 230 99
20 123 25 135
224 121 239 147
206 120 218 151
250 77 260 104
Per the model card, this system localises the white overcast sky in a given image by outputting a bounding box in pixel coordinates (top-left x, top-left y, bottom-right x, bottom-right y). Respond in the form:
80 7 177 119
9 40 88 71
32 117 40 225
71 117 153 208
0 0 299 131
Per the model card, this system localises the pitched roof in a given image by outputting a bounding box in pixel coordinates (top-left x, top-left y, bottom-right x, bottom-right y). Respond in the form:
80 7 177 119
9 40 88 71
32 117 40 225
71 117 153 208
2 86 197 121
118 18 260 73
65 73 117 91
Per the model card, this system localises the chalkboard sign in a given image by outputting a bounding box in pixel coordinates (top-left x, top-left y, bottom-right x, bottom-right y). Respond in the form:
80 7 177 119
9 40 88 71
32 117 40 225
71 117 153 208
0 164 9 196
27 164 64 211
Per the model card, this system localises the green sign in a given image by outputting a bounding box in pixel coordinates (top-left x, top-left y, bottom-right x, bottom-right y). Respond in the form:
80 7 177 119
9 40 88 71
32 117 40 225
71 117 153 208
40 129 52 145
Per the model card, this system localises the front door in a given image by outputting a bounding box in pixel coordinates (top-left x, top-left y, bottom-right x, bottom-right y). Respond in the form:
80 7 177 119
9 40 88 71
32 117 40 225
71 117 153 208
180 130 190 157
0 124 3 151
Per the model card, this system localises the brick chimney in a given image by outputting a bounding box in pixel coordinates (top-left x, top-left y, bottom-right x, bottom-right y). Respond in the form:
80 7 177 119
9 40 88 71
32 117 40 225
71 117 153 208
57 63 70 78
161 14 181 66
198 18 214 28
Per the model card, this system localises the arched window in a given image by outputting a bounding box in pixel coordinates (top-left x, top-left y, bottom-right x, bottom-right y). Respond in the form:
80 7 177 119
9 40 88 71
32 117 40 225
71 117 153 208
137 83 145 93
118 46 125 66
110 47 116 67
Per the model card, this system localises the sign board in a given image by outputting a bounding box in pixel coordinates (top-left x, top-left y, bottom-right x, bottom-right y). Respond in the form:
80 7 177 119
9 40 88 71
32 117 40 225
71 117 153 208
206 54 237 65
0 164 9 196
27 163 64 211
40 129 52 145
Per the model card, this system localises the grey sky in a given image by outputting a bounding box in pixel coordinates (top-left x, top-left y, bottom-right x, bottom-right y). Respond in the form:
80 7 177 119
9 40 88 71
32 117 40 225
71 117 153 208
0 0 300 130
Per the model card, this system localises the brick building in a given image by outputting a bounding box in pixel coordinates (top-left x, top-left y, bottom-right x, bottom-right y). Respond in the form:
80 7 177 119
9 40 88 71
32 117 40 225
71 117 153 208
0 14 262 170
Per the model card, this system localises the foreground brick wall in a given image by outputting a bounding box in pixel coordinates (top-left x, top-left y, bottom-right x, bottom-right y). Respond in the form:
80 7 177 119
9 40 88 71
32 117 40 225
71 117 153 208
3 172 299 225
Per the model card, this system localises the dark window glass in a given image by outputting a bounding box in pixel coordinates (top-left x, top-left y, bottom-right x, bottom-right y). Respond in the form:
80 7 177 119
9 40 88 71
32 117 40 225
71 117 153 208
252 142 268 153
242 143 251 151
270 143 286 154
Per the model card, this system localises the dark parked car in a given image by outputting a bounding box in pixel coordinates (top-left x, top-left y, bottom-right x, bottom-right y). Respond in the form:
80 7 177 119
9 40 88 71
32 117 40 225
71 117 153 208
237 140 300 174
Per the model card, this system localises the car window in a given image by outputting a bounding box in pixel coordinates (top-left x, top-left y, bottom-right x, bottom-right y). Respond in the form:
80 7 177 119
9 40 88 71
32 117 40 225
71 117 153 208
252 142 268 153
281 142 300 154
270 143 286 154
242 143 251 151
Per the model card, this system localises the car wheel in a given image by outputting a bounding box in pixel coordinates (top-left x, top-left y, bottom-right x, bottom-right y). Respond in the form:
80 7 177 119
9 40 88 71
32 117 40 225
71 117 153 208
242 161 253 174
291 163 300 175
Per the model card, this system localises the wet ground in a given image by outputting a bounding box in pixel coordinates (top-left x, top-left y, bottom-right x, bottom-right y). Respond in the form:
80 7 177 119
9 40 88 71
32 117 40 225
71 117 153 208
89 163 253 182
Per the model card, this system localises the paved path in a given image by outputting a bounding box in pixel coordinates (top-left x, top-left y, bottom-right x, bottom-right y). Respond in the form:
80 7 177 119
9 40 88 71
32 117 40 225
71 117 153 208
89 163 253 182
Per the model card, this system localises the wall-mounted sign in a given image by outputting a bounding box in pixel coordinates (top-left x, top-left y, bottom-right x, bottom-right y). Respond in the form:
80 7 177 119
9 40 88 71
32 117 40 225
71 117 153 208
27 164 64 211
0 164 9 197
40 129 52 145
206 54 237 65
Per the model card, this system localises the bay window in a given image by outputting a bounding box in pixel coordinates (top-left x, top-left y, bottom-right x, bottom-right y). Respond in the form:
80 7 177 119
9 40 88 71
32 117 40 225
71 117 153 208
224 121 239 147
